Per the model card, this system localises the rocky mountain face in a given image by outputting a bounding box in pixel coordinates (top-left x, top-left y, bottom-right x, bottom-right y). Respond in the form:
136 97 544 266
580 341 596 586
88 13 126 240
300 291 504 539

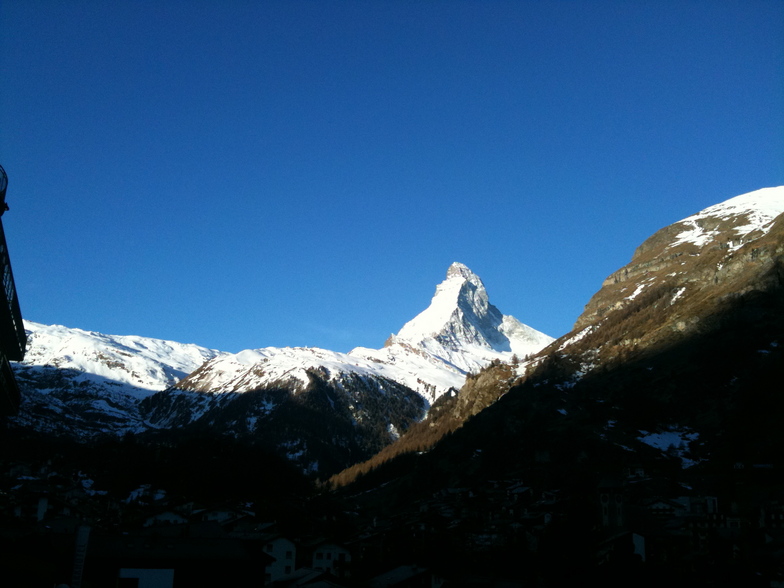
576 185 784 332
10 264 552 476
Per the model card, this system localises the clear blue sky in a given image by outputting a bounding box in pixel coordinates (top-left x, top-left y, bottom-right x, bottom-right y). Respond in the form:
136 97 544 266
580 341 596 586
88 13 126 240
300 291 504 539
1 0 782 353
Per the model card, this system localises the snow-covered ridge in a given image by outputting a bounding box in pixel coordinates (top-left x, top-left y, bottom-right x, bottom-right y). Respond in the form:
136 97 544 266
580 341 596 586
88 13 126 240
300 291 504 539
180 343 466 402
18 321 224 399
670 186 784 250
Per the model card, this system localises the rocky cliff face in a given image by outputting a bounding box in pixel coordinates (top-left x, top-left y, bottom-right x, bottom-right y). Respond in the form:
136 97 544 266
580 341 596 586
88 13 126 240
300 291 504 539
576 186 784 333
539 187 784 394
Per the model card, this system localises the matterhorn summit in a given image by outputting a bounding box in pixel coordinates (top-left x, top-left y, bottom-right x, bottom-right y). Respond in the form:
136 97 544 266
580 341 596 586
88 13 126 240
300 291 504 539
386 262 554 373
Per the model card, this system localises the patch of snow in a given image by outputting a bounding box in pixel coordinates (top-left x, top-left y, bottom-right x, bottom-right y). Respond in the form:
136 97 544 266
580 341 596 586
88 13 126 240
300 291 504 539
670 287 686 304
126 484 151 503
638 428 700 468
557 326 593 351
626 283 647 301
303 461 319 475
388 422 400 440
669 186 784 251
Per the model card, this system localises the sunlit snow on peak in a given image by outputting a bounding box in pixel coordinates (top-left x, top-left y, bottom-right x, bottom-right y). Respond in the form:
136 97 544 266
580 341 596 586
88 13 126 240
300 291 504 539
392 263 553 374
670 186 784 251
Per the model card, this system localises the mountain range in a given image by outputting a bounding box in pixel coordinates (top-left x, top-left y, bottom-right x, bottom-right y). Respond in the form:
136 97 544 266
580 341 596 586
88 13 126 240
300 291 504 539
10 262 552 475
5 185 784 585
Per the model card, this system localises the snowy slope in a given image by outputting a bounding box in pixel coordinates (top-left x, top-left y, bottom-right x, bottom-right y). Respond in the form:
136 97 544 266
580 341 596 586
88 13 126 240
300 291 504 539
578 186 784 330
11 321 224 437
18 321 223 399
178 344 465 403
668 186 784 251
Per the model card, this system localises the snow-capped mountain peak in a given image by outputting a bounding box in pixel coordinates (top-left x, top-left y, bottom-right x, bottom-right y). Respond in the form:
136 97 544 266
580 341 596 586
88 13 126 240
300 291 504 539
395 262 487 344
168 263 552 412
390 262 553 371
446 260 480 281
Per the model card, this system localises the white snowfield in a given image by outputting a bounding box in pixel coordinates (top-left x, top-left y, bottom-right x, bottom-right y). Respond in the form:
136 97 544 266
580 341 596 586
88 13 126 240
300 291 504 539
670 186 784 251
19 321 224 399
